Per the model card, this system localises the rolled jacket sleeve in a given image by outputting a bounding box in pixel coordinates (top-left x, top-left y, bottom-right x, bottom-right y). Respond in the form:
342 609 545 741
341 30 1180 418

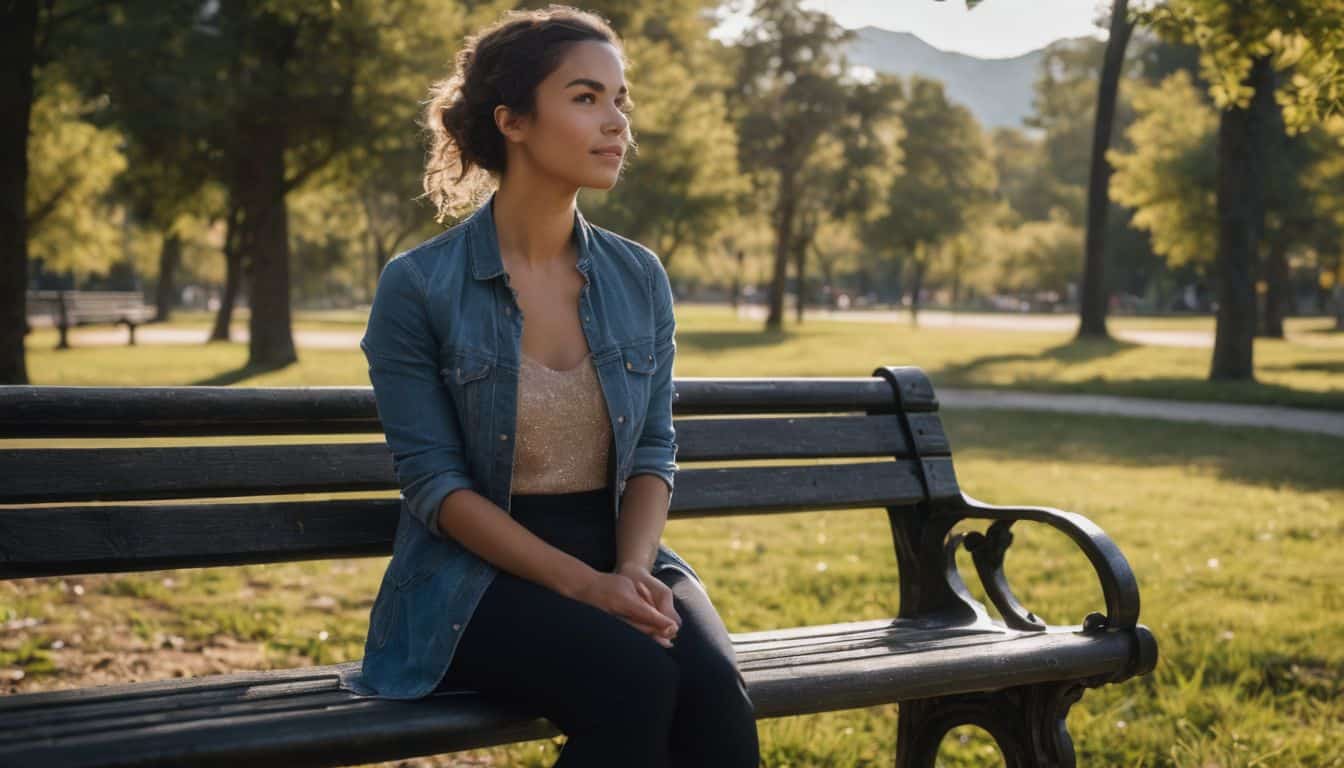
629 250 679 497
362 255 476 539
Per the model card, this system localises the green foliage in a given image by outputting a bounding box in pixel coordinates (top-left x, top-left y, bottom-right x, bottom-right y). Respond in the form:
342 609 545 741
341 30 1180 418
1108 70 1219 270
1136 0 1344 133
731 0 857 196
860 75 997 297
581 11 749 265
25 72 127 277
992 209 1086 296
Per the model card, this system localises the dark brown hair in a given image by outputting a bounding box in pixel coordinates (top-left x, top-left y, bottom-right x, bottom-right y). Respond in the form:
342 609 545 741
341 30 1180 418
420 5 634 223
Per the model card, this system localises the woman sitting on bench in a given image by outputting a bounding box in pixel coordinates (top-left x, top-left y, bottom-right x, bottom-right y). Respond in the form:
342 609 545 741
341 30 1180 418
353 6 760 767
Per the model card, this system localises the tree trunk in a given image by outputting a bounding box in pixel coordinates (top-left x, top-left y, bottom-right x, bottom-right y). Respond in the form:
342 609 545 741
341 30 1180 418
238 116 296 367
153 231 182 322
211 203 241 342
731 249 743 312
950 249 963 307
1077 0 1134 340
1210 56 1273 381
793 209 816 325
766 169 796 332
1334 283 1344 330
1259 236 1287 339
0 2 38 384
1254 50 1288 342
908 249 928 328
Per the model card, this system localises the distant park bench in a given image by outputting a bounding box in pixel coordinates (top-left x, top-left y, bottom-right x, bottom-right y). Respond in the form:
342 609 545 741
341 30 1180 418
0 366 1156 767
26 289 156 348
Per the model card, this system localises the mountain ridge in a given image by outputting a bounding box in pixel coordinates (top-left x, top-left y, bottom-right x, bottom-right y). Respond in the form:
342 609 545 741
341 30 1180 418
845 25 1100 130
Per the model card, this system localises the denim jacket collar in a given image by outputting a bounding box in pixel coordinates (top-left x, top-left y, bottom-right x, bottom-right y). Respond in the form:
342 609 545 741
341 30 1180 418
467 191 596 283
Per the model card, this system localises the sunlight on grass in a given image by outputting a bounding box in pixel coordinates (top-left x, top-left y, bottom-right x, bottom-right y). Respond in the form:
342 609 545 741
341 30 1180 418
5 308 1343 765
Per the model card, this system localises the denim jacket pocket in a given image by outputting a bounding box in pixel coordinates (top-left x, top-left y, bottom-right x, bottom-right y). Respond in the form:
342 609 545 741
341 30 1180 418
439 347 494 435
621 340 658 376
617 340 658 463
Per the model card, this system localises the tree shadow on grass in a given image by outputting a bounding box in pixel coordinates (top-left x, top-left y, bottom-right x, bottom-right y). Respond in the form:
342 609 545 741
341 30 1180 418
941 409 1344 494
192 360 294 386
927 336 1344 410
948 376 1344 411
676 328 792 354
932 336 1139 385
1261 360 1344 375
1300 325 1344 336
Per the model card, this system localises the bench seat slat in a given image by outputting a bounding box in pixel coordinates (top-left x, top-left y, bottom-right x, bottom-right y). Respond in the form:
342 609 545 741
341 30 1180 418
0 622 1141 768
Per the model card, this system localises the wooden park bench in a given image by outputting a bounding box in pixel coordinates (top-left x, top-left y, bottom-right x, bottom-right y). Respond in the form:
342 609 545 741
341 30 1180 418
0 366 1156 767
26 290 156 348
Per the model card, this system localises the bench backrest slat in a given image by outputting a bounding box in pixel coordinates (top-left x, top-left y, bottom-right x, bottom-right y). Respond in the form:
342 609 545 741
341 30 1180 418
0 371 959 579
0 460 958 579
0 379 926 438
0 414 949 504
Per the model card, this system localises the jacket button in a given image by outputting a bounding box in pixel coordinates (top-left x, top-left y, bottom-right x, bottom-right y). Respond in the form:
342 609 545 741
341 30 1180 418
647 354 653 361
499 433 508 441
617 415 625 423
452 623 461 631
504 306 511 315
626 361 633 370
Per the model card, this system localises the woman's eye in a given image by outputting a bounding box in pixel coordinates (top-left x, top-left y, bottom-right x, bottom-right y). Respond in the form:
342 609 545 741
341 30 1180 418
576 93 596 103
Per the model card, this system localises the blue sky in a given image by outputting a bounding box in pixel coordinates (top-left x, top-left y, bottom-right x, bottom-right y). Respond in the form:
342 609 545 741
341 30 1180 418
712 0 1110 59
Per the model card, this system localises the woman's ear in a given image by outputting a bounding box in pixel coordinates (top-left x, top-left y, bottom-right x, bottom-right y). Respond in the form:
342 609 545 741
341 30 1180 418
494 104 528 145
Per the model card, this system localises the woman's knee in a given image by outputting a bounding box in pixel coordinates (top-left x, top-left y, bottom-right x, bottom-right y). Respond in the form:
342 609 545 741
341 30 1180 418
555 628 681 734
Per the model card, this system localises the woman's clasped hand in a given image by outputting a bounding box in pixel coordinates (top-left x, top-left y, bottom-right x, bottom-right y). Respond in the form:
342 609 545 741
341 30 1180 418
572 564 683 648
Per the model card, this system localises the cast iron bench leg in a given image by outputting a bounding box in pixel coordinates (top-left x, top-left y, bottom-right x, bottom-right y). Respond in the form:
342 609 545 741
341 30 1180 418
896 681 1086 767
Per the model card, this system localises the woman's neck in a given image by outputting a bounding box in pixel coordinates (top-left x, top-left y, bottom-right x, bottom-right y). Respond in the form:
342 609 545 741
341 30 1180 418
493 178 580 272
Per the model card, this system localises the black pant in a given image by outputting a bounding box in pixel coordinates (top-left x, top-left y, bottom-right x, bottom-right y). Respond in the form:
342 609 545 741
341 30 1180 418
435 486 760 767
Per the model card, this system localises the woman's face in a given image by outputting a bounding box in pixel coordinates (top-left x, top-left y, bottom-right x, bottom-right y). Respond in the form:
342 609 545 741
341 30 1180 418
499 40 632 191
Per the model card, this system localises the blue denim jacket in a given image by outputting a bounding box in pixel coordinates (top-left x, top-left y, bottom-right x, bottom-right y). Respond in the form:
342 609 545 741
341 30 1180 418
339 191 703 700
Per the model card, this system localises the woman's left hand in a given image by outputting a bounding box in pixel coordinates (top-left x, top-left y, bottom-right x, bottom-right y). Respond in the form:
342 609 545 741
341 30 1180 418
615 563 681 644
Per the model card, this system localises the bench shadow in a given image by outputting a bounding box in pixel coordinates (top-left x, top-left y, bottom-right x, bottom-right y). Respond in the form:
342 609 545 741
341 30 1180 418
940 409 1344 494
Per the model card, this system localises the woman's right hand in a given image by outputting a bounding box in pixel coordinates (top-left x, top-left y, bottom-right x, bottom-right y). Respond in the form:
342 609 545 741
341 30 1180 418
572 571 678 648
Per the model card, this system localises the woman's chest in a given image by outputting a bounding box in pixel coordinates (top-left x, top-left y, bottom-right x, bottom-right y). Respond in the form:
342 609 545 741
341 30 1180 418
426 266 660 460
424 258 656 370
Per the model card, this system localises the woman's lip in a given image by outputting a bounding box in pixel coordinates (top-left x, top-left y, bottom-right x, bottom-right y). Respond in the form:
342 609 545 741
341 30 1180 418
593 151 623 161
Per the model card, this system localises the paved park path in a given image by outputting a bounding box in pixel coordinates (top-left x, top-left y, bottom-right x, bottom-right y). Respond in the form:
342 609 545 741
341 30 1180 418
43 319 1344 439
938 388 1344 439
734 305 1343 349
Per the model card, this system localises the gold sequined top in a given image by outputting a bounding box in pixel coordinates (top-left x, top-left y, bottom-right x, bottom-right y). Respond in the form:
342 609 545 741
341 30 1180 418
510 351 613 495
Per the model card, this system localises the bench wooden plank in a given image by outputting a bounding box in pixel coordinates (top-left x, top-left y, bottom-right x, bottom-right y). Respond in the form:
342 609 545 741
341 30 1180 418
0 460 959 579
0 377 919 438
0 622 1141 768
0 415 950 504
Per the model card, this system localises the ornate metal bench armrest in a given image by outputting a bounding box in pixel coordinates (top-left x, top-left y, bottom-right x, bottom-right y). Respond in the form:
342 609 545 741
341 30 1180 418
929 492 1142 633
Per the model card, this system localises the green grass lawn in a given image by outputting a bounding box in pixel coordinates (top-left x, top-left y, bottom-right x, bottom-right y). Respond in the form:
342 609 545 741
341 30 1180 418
22 306 1344 410
6 310 1343 765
